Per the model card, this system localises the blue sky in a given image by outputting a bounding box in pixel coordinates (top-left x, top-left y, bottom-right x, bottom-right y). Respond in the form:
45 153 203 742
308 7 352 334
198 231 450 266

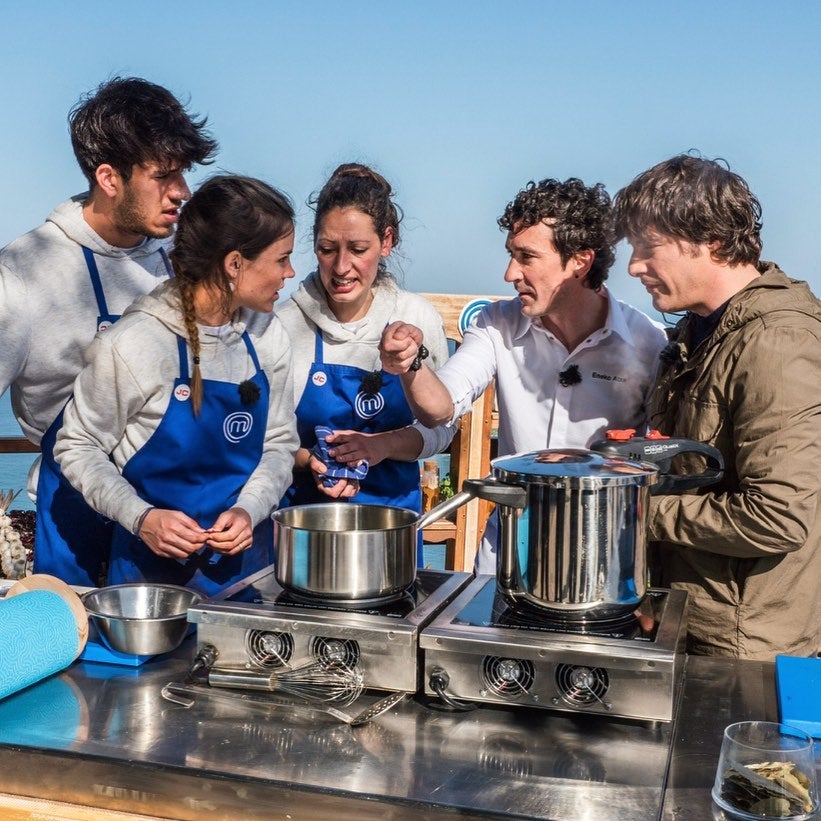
2 0 820 319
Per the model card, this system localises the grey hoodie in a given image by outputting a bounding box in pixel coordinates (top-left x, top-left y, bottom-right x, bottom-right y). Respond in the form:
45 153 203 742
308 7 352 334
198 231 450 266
0 196 171 450
54 281 298 534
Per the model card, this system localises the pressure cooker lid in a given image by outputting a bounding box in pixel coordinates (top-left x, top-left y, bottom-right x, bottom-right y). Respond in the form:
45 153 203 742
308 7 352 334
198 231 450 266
491 448 658 487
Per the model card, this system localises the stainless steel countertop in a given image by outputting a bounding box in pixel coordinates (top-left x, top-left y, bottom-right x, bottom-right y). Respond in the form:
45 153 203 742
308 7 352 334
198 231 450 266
0 643 816 820
660 656 817 820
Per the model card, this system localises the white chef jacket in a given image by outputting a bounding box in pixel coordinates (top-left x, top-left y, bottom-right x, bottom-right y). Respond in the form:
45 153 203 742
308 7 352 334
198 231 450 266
436 288 668 573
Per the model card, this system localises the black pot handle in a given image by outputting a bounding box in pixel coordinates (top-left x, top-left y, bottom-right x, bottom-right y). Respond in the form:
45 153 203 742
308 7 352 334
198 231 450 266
461 477 528 508
591 433 724 496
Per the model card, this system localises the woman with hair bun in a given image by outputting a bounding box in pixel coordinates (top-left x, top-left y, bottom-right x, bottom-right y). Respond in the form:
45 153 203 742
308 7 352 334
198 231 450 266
54 175 299 596
277 163 452 563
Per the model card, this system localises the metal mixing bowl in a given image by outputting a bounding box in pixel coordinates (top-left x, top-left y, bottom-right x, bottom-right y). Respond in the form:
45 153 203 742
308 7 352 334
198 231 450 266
82 583 201 656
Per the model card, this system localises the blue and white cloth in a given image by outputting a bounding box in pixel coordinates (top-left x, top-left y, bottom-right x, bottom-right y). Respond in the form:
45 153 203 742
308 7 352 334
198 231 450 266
310 425 369 488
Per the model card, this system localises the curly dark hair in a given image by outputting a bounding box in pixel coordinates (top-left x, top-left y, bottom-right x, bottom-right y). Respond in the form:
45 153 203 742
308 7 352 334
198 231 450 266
613 154 762 265
310 163 402 280
498 178 615 290
69 77 219 185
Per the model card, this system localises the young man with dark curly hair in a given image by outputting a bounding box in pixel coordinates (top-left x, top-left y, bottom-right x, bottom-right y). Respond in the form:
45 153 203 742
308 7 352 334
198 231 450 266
380 177 667 573
0 76 218 586
614 154 821 659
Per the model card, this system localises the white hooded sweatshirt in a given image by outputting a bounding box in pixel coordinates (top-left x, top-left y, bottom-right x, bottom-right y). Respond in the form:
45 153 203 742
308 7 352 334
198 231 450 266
54 281 298 535
0 195 172 447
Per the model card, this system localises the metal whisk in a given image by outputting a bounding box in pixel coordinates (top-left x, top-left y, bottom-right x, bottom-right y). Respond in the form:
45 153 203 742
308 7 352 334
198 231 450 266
206 661 365 707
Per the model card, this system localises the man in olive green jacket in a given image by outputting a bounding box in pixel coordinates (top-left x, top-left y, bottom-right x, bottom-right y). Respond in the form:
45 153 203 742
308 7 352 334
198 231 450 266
614 154 821 660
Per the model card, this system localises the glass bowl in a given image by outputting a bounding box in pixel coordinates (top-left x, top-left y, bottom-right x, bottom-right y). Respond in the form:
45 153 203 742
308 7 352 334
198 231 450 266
712 721 818 819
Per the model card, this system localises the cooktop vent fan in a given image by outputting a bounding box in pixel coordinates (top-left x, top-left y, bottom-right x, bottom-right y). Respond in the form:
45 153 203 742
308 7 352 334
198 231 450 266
246 629 294 668
555 663 609 707
310 636 361 669
481 656 536 698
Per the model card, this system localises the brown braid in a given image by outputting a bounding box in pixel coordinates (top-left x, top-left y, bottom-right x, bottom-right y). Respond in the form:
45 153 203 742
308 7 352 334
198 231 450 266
177 280 204 416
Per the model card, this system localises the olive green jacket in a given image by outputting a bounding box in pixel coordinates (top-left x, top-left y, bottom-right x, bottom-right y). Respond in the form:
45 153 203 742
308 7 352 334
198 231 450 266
648 263 821 660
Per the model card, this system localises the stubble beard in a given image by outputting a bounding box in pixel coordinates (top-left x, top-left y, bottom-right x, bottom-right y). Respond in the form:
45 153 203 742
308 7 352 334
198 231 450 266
114 185 172 241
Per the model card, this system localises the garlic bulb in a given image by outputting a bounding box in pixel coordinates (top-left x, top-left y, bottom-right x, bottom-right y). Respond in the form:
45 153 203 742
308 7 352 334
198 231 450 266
0 489 32 580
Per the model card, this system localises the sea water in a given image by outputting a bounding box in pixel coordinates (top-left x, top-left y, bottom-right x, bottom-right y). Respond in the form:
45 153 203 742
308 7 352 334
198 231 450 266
0 394 36 511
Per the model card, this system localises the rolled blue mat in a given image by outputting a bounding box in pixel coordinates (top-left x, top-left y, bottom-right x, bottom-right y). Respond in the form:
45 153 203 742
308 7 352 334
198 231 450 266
0 589 84 700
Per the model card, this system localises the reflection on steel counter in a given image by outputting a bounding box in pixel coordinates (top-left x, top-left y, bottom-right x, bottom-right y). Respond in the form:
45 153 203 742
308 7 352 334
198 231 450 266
0 650 671 819
0 653 805 820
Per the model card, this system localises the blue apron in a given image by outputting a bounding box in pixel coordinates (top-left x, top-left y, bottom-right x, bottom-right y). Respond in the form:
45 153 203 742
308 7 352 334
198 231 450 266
282 330 423 565
34 247 173 586
108 332 272 597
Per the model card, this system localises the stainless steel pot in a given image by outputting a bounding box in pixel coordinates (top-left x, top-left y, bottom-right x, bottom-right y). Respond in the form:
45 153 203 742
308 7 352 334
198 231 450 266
271 484 523 602
489 449 659 621
272 503 419 601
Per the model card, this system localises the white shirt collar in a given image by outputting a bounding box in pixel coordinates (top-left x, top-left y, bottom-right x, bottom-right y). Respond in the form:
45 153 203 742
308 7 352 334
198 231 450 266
512 287 636 347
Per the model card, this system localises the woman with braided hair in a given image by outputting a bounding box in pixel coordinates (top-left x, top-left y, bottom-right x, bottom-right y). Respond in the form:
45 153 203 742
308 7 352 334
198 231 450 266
277 163 452 564
54 175 299 595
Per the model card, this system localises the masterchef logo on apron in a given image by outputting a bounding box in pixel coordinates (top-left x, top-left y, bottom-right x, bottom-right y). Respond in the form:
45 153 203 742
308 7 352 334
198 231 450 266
355 391 384 420
223 411 254 443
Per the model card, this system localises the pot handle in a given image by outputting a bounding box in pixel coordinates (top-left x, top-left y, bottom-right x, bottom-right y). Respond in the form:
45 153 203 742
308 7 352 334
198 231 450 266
415 477 527 531
415 489 474 531
461 477 527 508
592 432 724 495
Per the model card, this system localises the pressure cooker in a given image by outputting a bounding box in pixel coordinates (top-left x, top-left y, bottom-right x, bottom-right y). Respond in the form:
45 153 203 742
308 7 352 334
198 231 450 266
464 437 724 622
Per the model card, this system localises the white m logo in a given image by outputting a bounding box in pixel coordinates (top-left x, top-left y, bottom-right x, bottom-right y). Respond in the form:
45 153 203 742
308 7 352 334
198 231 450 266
224 411 254 443
354 391 385 420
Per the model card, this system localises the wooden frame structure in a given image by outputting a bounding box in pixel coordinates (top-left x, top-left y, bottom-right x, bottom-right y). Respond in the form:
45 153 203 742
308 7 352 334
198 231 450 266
0 437 39 454
418 293 505 571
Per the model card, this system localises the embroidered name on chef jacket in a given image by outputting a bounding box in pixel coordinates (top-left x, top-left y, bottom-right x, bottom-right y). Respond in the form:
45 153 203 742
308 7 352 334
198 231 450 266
355 391 385 420
223 411 254 443
592 371 627 383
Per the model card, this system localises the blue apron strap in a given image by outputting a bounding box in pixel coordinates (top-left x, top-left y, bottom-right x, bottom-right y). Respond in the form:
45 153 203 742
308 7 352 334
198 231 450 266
176 336 189 381
240 331 262 372
82 246 110 318
159 247 174 277
314 329 324 364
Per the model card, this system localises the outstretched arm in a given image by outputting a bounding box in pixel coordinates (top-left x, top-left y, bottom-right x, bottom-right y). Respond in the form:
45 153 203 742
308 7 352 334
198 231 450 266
325 426 424 465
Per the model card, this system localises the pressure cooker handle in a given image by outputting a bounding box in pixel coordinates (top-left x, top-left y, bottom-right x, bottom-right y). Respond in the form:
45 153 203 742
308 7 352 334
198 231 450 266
415 477 527 531
591 431 724 495
651 440 724 495
461 478 528 509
